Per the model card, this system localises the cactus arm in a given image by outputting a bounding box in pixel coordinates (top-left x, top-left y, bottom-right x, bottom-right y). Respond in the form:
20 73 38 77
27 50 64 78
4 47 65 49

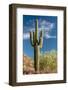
30 32 34 46
33 32 35 44
38 31 43 48
39 37 43 48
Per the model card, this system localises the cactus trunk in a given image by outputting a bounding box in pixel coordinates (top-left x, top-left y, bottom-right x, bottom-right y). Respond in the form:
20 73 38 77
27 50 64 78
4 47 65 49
34 45 40 73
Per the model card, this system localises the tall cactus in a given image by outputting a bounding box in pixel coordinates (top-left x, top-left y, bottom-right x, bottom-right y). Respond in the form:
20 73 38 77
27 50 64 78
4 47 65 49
30 18 43 73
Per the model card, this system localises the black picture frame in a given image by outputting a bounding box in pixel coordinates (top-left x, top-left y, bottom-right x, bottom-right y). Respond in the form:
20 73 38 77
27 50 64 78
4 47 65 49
9 4 66 86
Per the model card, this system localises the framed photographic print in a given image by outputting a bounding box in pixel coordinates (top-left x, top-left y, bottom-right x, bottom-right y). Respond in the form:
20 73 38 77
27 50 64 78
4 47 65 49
9 4 66 86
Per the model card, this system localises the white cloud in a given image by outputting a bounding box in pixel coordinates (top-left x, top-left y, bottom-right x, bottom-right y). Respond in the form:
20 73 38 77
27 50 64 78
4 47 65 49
23 19 56 40
39 20 54 31
23 33 30 39
45 33 56 39
24 20 55 32
23 32 56 40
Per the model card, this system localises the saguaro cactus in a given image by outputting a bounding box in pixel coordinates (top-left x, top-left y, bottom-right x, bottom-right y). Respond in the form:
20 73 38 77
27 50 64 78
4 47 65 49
30 19 43 73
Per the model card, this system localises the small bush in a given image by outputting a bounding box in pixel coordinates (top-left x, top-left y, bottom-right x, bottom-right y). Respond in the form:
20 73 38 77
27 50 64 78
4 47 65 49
39 50 57 73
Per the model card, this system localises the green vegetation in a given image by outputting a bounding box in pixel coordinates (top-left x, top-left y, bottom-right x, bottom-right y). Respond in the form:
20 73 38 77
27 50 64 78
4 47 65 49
23 50 57 74
39 50 57 73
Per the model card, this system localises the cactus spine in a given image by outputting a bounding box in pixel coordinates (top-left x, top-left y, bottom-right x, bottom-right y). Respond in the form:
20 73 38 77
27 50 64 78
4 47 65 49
30 19 43 73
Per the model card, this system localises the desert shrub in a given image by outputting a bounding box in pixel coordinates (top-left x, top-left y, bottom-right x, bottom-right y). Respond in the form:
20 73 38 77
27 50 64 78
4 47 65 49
39 50 57 73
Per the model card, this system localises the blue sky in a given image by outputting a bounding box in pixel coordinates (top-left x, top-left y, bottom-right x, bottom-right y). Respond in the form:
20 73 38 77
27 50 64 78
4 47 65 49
23 15 57 58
